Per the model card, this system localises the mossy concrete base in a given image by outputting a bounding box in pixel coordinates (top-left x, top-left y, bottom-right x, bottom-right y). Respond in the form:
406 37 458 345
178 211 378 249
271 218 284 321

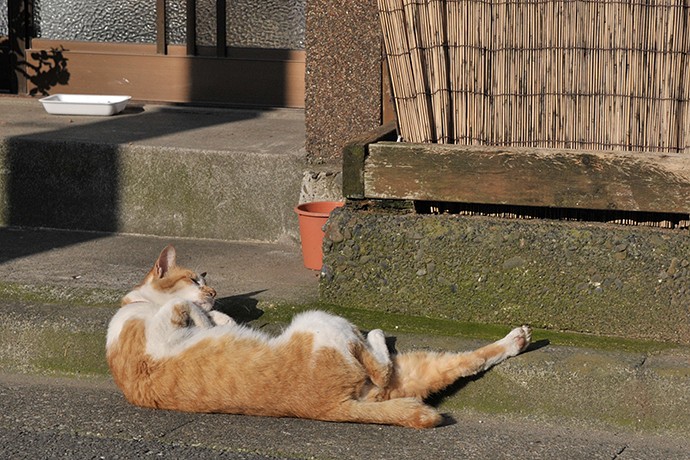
321 204 690 344
3 298 688 436
0 301 113 376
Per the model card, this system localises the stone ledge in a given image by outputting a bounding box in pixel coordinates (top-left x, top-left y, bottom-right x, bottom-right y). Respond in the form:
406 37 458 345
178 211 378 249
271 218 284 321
0 137 304 242
321 203 690 344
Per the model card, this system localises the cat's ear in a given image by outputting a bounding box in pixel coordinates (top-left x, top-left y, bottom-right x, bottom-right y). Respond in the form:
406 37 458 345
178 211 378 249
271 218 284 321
154 245 177 278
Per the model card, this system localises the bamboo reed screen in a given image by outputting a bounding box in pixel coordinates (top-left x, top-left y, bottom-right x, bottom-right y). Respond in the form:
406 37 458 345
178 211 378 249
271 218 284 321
378 0 690 152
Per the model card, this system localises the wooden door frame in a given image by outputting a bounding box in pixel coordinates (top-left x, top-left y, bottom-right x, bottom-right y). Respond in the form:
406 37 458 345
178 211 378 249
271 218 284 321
26 40 305 107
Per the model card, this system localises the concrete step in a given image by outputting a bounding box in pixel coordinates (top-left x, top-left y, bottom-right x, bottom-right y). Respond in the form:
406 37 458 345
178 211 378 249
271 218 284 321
1 227 688 438
0 226 319 306
0 96 316 242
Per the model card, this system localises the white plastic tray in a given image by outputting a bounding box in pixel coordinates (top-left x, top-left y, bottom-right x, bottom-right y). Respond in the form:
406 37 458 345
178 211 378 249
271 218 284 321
39 94 131 116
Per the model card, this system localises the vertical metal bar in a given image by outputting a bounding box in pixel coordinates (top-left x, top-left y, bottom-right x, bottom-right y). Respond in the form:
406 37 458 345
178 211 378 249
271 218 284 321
23 0 33 48
156 0 167 54
216 0 226 57
186 0 197 56
8 0 29 94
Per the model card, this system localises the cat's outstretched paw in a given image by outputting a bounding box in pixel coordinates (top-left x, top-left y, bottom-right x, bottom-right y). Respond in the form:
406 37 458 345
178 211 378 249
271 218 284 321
194 299 215 312
502 325 532 356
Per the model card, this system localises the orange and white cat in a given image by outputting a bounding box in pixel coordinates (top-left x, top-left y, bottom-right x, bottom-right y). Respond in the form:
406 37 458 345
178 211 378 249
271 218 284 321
106 245 531 428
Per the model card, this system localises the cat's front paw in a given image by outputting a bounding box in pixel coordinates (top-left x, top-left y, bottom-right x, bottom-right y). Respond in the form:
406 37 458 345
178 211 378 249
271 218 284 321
195 286 217 311
194 299 215 312
208 310 235 326
171 303 191 327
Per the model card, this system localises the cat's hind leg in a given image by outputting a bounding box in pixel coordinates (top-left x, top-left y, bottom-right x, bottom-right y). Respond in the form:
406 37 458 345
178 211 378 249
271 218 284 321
365 329 393 386
385 325 531 401
366 329 390 364
351 329 393 389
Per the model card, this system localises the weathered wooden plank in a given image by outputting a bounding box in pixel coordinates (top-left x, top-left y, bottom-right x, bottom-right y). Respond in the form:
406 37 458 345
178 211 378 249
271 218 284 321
342 122 397 199
365 142 690 214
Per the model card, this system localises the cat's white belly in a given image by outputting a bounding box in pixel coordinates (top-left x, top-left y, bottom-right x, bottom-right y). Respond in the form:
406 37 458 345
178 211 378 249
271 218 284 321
109 302 364 364
278 310 361 353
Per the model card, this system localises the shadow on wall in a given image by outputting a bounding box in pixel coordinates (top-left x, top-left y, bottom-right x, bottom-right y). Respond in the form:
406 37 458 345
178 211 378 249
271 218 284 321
186 51 301 108
0 37 12 92
17 45 70 96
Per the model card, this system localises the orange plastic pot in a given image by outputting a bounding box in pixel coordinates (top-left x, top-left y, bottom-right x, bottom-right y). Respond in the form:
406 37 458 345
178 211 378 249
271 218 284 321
294 201 344 270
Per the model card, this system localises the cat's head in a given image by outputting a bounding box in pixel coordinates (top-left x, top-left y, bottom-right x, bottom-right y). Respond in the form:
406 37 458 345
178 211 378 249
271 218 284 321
123 245 217 310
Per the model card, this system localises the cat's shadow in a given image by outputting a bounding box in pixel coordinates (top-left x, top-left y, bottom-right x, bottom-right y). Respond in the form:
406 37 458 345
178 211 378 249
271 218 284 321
214 291 265 323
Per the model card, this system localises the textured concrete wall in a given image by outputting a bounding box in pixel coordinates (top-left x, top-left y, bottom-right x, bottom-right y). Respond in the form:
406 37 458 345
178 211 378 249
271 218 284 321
305 0 383 163
321 204 690 344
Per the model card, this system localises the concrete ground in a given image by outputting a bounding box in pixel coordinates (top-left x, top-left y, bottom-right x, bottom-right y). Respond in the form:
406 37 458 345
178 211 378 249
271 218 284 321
0 95 305 155
1 96 689 458
0 227 689 459
0 226 318 306
2 371 689 459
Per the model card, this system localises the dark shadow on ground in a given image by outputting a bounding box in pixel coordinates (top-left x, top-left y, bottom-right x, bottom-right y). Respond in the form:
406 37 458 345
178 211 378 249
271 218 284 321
422 338 550 426
0 227 106 264
214 291 266 323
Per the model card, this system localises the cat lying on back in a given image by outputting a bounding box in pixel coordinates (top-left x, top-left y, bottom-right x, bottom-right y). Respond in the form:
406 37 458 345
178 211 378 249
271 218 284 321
106 245 531 428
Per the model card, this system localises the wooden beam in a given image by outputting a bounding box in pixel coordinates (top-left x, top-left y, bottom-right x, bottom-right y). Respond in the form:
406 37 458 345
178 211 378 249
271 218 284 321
186 0 197 56
364 142 690 214
156 0 167 55
342 122 397 198
24 44 306 107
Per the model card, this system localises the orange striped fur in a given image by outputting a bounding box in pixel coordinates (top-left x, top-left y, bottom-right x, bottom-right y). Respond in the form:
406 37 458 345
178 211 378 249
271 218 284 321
106 245 531 428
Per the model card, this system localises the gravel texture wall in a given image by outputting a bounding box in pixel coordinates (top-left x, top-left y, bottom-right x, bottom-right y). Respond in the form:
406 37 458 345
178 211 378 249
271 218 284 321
321 203 690 344
305 0 383 163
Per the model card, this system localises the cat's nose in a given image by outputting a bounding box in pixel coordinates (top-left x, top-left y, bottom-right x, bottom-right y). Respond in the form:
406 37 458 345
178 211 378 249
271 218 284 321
206 287 217 298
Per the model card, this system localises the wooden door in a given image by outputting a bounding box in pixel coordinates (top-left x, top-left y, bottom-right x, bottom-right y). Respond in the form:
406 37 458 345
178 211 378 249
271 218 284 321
7 0 305 108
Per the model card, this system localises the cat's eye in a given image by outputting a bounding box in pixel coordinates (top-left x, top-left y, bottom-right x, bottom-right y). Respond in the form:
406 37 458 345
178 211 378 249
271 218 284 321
191 273 207 286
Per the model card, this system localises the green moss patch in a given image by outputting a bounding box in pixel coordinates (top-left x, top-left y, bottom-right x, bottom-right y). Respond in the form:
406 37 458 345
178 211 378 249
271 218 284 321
254 301 680 354
33 329 109 375
0 281 120 308
322 207 690 344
